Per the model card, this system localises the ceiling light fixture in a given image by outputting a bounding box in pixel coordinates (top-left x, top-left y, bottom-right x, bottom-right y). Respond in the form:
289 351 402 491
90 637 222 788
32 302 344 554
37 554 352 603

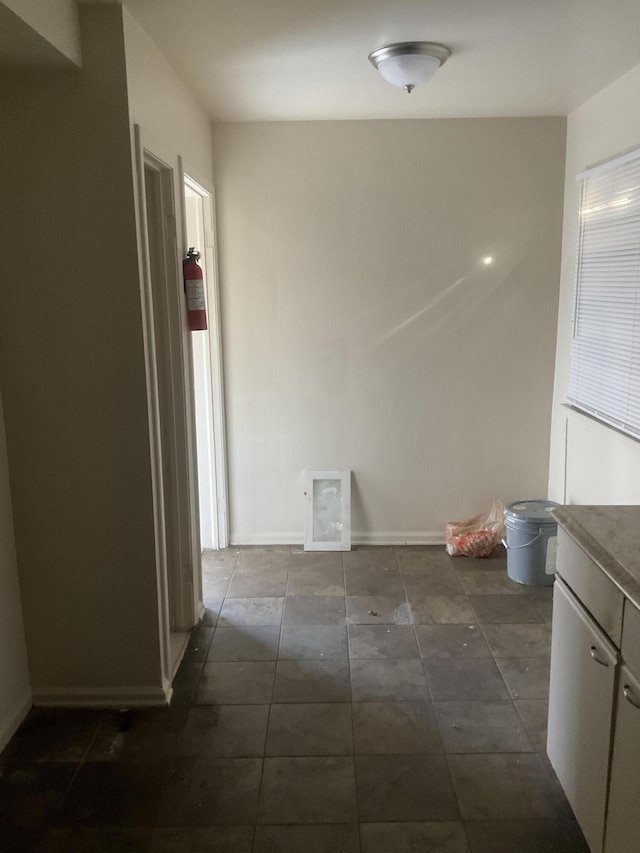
368 41 451 94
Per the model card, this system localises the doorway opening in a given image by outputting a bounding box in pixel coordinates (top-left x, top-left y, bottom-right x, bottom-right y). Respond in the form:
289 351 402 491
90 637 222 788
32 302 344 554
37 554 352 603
141 149 198 681
183 174 228 552
135 130 228 693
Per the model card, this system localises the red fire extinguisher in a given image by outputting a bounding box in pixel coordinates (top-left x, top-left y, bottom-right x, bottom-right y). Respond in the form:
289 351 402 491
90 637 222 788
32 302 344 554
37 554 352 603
183 247 208 331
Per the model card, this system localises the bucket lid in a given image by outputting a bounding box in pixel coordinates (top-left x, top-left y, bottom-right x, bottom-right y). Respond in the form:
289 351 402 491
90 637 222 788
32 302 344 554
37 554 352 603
504 499 561 523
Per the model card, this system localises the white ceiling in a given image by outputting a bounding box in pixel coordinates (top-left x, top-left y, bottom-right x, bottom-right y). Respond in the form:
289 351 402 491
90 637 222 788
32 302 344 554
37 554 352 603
6 0 639 119
120 0 640 122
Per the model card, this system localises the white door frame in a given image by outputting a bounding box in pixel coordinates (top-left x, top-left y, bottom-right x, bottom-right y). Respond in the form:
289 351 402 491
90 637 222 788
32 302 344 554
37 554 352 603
180 167 229 552
133 126 201 688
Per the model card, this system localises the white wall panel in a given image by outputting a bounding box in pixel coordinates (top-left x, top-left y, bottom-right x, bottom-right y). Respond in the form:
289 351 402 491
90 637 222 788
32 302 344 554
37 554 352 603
213 118 566 542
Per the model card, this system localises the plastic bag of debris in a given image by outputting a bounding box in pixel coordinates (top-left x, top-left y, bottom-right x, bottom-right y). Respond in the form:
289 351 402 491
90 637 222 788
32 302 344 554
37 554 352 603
445 499 505 558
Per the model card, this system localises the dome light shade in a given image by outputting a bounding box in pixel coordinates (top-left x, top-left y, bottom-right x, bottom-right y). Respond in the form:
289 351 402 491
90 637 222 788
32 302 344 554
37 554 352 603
368 42 451 93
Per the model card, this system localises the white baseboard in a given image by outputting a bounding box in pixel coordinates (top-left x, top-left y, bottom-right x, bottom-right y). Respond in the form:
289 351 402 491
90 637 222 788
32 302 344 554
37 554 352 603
230 531 446 546
0 689 32 754
32 682 172 708
353 531 446 546
230 532 302 546
169 631 190 679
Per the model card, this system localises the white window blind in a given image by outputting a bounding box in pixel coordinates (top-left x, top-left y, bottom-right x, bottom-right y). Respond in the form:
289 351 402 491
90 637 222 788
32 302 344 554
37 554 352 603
568 146 640 439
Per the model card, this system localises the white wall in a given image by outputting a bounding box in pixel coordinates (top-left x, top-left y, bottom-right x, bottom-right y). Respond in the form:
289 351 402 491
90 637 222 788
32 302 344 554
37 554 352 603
548 61 640 505
0 2 216 708
0 387 30 752
123 8 213 184
122 5 216 613
0 4 163 703
212 118 566 544
0 0 81 66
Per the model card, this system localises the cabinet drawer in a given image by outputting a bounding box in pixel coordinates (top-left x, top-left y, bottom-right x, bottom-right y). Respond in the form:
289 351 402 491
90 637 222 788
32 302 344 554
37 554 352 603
622 601 640 674
557 528 624 646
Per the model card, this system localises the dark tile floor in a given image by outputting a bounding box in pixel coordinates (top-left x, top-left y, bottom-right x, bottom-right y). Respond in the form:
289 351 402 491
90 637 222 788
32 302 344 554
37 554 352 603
0 546 588 852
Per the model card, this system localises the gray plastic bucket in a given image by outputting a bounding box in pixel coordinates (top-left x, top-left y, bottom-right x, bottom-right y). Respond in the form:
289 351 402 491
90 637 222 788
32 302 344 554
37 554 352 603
503 500 561 586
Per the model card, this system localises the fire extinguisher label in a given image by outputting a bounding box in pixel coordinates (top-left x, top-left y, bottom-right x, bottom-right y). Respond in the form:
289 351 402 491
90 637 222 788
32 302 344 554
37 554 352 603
185 280 206 311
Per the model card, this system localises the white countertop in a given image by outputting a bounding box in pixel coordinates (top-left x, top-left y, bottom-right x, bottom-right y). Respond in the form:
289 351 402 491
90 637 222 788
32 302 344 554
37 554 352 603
553 505 640 611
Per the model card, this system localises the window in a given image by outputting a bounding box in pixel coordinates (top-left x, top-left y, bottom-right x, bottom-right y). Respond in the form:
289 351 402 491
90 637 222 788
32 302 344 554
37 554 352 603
303 470 351 551
568 146 640 439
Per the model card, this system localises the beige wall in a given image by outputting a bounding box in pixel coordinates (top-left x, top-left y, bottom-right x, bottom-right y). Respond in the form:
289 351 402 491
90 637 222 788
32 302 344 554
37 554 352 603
123 8 213 184
548 61 640 505
0 4 162 699
0 387 30 750
212 118 566 543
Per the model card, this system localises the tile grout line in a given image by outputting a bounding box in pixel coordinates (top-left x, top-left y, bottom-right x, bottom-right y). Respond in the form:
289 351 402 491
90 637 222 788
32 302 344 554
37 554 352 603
342 552 363 849
3 547 581 850
196 550 241 701
200 551 562 839
230 549 266 851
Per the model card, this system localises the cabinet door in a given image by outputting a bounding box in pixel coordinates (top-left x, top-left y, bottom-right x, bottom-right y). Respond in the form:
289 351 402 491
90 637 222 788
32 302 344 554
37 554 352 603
604 664 640 852
547 577 618 852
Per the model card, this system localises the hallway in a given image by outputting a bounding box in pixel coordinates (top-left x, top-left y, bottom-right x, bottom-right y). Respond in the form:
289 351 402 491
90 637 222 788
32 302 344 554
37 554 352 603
0 546 587 851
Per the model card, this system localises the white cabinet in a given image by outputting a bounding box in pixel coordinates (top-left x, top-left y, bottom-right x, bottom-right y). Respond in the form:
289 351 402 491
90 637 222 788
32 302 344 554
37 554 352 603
547 577 618 852
605 665 640 851
550 518 640 852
